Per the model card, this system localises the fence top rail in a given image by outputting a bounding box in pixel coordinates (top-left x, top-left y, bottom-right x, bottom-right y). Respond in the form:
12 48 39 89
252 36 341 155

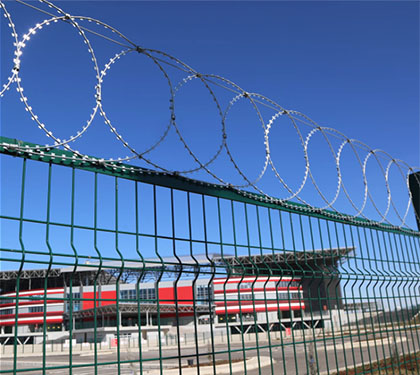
1 136 419 237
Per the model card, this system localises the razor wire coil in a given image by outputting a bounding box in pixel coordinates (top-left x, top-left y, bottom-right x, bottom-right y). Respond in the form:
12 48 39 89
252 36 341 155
1 0 419 231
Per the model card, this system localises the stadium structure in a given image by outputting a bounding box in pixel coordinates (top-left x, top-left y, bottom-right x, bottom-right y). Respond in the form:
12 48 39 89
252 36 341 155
0 249 353 345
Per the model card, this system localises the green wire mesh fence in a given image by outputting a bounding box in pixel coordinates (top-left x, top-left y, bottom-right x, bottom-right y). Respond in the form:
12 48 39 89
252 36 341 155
1 136 419 375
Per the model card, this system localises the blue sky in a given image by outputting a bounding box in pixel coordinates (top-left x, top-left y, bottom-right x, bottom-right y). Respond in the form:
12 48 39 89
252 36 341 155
1 1 418 191
3 1 418 159
1 1 419 262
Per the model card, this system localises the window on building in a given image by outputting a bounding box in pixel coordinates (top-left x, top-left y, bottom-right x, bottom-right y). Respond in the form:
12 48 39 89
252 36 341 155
139 288 146 301
120 289 137 301
139 288 156 303
47 323 62 331
0 298 13 305
242 313 255 321
227 314 237 322
277 293 286 300
276 292 300 300
239 282 252 290
293 310 302 318
122 317 137 327
279 310 291 320
149 288 156 301
29 306 44 313
29 324 43 333
218 314 237 323
196 285 213 305
0 308 13 315
65 292 81 312
276 280 300 288
239 293 252 300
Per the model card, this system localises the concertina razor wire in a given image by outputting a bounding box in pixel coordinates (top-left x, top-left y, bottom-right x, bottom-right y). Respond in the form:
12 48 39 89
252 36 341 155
1 0 419 231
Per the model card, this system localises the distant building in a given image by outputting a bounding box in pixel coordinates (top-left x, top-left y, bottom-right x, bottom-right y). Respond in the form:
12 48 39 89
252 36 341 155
0 249 352 345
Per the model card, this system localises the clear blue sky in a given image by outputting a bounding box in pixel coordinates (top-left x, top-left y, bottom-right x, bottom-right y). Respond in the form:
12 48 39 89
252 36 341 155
2 1 418 157
1 1 419 237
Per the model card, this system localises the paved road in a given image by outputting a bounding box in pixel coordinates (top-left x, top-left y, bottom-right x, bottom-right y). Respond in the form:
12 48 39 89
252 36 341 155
2 330 419 375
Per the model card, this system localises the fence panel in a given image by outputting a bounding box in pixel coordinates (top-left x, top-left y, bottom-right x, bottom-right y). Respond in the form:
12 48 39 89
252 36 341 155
1 137 419 375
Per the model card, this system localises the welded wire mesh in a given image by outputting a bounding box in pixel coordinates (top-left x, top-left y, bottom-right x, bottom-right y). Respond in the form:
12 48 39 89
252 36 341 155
1 137 419 375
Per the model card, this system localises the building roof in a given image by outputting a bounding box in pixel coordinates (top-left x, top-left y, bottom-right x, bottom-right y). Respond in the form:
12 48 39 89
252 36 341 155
0 268 62 281
213 247 354 266
0 248 354 281
212 247 355 275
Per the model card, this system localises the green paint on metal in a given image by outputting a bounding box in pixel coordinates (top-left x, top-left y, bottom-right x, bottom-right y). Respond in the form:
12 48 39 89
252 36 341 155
1 138 420 375
1 136 418 236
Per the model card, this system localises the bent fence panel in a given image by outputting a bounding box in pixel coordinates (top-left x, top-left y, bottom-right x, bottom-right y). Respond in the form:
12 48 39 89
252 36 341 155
0 136 419 375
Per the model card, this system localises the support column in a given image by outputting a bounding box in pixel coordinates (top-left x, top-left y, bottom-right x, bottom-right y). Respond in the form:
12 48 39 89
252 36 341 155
409 172 420 230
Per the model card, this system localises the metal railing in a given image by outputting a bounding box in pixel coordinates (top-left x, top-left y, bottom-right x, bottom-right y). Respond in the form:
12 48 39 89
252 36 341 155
1 136 419 375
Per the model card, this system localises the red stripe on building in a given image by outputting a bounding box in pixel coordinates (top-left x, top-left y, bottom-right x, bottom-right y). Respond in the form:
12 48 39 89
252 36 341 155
0 288 64 298
0 300 63 309
214 300 302 306
0 318 63 326
214 287 301 294
82 291 118 309
82 292 98 310
213 277 300 285
177 286 193 305
159 287 175 304
100 291 117 307
0 311 63 320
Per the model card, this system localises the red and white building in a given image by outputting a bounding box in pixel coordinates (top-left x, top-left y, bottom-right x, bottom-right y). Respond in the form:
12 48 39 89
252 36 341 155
0 288 65 344
0 250 350 344
214 276 304 315
0 275 304 344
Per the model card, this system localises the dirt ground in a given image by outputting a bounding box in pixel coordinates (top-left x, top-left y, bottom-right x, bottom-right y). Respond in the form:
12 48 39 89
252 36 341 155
337 351 420 375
